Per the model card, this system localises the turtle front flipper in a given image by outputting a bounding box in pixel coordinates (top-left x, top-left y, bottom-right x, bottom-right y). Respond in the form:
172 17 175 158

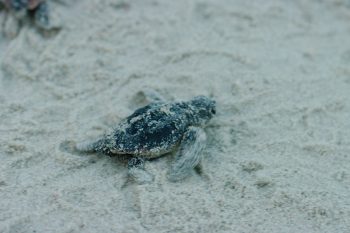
128 157 154 184
168 126 207 182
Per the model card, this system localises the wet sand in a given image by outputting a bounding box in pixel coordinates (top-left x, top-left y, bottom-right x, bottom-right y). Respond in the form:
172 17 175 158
1 0 350 232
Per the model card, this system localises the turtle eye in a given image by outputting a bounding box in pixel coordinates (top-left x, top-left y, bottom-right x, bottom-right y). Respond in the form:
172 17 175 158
211 108 216 114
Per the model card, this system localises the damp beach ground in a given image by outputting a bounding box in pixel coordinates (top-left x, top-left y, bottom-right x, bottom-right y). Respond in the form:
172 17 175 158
0 0 350 232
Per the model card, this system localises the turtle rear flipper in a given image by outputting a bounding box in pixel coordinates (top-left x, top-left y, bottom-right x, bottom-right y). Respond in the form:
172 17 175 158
168 126 207 182
34 1 49 29
128 157 154 184
75 138 105 153
75 137 116 156
8 0 28 17
133 88 167 107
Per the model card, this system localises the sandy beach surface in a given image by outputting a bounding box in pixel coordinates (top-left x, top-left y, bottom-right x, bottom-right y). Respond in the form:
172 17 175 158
1 0 350 232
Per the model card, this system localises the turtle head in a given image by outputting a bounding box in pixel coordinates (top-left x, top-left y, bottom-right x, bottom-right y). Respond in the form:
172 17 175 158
188 96 216 126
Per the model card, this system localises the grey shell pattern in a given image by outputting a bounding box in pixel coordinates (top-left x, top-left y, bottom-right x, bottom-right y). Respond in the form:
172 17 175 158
105 102 193 157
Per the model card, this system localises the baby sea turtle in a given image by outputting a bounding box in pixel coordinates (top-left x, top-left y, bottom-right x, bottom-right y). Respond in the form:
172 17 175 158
1 0 50 29
75 95 216 183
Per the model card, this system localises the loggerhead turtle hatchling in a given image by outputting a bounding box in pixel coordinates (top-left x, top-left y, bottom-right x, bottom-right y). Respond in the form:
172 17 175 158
75 95 216 183
0 0 50 29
